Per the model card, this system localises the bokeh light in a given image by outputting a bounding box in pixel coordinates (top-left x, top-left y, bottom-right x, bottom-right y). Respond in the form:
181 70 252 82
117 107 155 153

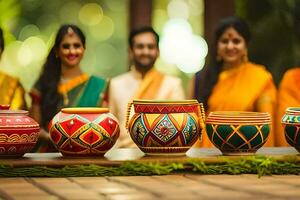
189 0 204 16
104 0 127 12
18 24 40 40
36 14 59 32
17 43 32 67
79 3 103 26
0 41 23 75
152 9 169 33
59 2 81 23
160 19 208 73
81 43 119 77
89 16 114 41
167 0 189 19
21 36 47 63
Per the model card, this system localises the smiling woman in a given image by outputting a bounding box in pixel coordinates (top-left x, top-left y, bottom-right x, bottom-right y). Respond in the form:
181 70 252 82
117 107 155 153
29 24 108 152
190 16 277 148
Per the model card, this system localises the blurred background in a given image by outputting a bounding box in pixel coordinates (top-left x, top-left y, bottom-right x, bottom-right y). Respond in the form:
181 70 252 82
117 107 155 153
0 0 300 100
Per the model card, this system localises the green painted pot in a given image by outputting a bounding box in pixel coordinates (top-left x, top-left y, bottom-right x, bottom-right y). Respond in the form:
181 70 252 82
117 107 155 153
206 111 271 155
281 107 300 153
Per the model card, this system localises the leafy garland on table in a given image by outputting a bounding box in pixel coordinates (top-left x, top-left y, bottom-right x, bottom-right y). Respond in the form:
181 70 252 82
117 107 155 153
0 156 299 177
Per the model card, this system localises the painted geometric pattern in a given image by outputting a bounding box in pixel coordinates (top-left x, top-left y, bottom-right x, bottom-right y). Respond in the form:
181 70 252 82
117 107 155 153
0 145 34 155
282 115 300 123
134 104 199 114
0 132 39 143
182 116 198 144
206 124 270 153
0 140 37 156
153 115 178 143
284 124 300 149
49 113 119 155
131 116 148 146
130 113 199 147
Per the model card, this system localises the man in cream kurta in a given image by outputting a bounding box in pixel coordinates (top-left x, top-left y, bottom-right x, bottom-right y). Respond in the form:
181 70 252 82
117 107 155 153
109 27 185 147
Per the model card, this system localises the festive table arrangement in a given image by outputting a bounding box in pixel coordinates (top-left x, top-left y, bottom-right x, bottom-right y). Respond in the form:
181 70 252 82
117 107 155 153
0 102 299 177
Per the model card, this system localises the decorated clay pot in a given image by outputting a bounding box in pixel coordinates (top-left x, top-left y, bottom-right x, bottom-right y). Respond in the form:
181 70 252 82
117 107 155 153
49 107 120 156
0 105 40 157
126 100 205 155
206 111 271 155
281 107 300 153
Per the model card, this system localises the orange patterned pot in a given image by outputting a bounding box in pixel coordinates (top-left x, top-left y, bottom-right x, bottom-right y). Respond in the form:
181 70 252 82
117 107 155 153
0 105 40 157
49 107 120 156
126 100 205 155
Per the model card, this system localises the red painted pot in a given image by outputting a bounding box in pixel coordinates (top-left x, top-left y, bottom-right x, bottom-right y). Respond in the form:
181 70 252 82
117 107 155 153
49 107 120 156
126 100 205 155
0 105 40 157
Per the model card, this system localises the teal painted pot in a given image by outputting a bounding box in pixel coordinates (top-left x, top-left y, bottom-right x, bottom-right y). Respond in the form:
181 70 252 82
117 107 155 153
206 111 271 155
281 107 300 153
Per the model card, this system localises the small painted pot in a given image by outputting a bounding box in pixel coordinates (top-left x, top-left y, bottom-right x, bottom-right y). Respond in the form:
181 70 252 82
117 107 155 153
281 107 300 153
0 105 40 157
49 107 120 156
206 111 271 155
126 100 205 155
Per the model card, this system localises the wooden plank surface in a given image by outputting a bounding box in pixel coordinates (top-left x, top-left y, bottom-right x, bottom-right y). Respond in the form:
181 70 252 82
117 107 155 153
0 147 299 167
0 175 300 200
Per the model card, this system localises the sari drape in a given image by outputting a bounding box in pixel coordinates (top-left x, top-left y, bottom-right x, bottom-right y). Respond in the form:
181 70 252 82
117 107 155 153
276 67 300 146
30 74 107 152
0 72 26 110
197 62 277 147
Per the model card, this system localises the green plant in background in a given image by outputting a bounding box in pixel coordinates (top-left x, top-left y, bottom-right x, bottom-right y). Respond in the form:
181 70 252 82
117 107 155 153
0 0 21 44
236 0 300 85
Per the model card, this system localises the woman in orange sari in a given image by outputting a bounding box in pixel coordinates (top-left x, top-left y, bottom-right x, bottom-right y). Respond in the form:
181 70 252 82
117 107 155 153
276 67 300 146
190 16 277 147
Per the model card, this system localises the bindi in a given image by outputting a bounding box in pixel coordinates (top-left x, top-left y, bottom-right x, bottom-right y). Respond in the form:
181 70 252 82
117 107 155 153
67 27 75 37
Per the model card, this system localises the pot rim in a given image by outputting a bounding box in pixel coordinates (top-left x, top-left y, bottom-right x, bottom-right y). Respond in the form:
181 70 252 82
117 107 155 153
132 99 199 105
0 110 28 115
61 107 109 114
0 104 28 115
209 111 270 116
286 107 300 113
206 121 271 125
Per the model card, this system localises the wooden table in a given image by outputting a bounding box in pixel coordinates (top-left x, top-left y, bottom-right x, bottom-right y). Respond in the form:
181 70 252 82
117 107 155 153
0 147 299 200
0 147 299 167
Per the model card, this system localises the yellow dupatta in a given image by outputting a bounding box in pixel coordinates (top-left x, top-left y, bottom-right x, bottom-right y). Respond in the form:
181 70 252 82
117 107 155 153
200 62 276 147
276 67 300 146
133 68 165 99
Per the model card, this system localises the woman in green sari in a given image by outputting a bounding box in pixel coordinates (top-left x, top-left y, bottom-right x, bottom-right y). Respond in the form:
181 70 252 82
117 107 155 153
30 24 107 152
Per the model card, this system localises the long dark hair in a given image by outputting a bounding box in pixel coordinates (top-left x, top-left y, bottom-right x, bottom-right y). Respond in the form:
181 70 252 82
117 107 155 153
39 24 85 128
194 16 251 109
0 27 4 53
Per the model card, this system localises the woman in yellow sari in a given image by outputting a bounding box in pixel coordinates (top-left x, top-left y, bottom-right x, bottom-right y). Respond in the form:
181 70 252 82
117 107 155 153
190 16 277 147
30 25 107 151
0 28 26 110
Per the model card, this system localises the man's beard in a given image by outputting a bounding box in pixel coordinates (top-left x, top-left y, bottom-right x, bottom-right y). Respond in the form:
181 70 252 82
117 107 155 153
134 58 156 73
